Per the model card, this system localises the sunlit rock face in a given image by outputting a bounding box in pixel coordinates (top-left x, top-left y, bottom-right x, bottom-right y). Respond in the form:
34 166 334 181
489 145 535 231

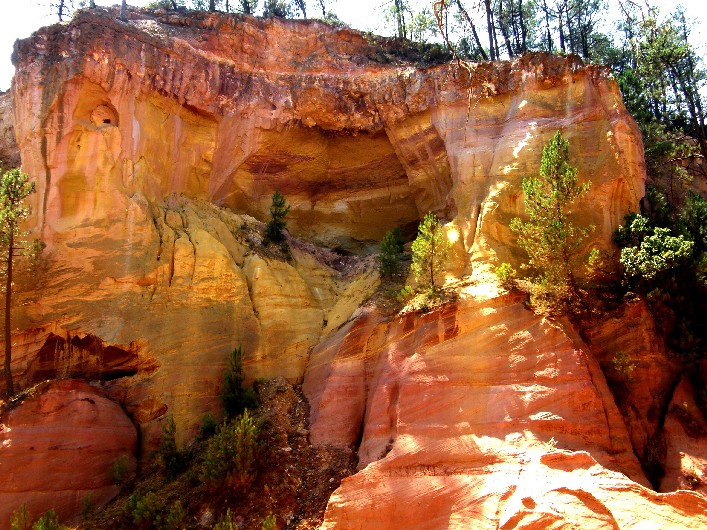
7 9 644 448
304 295 707 528
0 380 137 525
12 8 643 259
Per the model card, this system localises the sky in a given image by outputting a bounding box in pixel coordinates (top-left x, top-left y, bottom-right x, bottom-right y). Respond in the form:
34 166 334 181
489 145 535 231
0 0 705 91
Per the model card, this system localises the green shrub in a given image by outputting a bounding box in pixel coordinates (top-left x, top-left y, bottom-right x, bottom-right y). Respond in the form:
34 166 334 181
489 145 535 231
411 212 450 291
611 351 636 381
81 493 94 520
620 226 693 283
379 230 403 277
31 510 64 530
158 416 184 477
213 509 238 530
10 504 30 530
222 347 258 419
264 191 290 244
199 412 219 439
495 262 516 288
510 131 593 312
396 285 414 303
201 410 260 486
262 514 277 530
110 454 130 486
161 500 186 530
128 492 162 526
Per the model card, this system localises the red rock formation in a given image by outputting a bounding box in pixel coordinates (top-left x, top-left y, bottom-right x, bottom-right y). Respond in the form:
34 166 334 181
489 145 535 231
5 7 644 448
302 294 707 527
586 301 682 465
661 377 707 495
0 379 137 527
11 8 642 258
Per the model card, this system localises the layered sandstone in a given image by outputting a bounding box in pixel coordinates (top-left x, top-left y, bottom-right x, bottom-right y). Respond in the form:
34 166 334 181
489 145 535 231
4 7 645 451
12 7 643 259
586 301 682 469
0 380 137 525
304 295 707 527
2 7 674 527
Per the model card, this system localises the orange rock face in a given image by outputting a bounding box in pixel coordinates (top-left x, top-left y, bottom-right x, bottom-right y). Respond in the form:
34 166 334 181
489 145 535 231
6 7 644 445
304 295 707 527
661 377 707 495
6 7 689 527
586 301 682 468
0 380 137 526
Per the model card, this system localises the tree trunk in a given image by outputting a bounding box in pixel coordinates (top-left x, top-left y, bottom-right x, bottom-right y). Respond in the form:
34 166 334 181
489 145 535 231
4 232 13 397
484 0 496 60
541 0 553 51
497 0 515 58
670 66 707 159
394 0 406 39
519 0 527 52
454 0 488 60
558 4 566 53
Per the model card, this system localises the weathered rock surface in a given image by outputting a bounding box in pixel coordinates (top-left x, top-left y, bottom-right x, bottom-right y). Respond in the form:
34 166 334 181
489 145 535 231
12 8 642 260
6 6 643 445
5 6 690 528
305 294 707 527
661 376 707 495
3 194 377 448
586 301 682 470
0 379 137 527
0 90 18 170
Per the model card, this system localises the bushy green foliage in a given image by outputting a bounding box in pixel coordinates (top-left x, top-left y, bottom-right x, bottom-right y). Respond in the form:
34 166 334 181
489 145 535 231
162 500 186 530
510 131 593 312
614 188 707 360
81 493 94 520
411 212 449 290
262 514 277 530
10 504 30 530
611 351 636 381
158 415 184 477
677 192 707 255
379 229 404 277
31 510 64 530
128 492 162 526
495 262 516 289
199 412 218 439
213 509 238 530
221 346 258 419
201 410 260 486
619 226 693 282
396 285 414 302
110 454 130 486
264 191 290 243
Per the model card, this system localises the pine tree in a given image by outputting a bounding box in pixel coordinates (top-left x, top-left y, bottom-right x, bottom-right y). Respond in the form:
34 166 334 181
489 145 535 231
1 169 36 397
379 230 403 278
510 131 592 310
264 191 290 243
411 212 449 291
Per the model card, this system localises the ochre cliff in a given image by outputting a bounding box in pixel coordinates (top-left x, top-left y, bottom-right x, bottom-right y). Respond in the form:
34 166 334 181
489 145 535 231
3 5 704 528
5 7 645 449
303 295 707 528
